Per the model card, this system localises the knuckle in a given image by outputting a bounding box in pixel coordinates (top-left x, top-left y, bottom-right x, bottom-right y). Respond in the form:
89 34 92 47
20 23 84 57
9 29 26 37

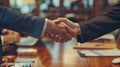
61 29 66 33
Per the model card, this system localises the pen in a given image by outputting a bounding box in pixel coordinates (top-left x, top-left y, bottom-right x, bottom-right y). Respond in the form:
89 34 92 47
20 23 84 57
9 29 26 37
22 64 24 67
22 63 30 67
27 64 32 67
29 64 32 67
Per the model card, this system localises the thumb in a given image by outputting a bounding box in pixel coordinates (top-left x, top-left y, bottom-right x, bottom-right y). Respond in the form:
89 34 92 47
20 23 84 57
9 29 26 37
54 18 62 24
54 18 74 28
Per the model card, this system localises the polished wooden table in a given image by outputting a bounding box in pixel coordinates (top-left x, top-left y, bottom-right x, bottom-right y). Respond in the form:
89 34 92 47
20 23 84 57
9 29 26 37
30 39 120 67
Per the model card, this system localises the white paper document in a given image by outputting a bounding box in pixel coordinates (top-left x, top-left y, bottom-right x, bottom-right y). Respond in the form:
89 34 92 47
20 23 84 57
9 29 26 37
19 36 38 46
95 34 115 40
78 48 120 56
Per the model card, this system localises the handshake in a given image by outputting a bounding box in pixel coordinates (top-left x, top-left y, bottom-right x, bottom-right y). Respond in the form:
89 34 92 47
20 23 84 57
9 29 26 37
44 18 81 43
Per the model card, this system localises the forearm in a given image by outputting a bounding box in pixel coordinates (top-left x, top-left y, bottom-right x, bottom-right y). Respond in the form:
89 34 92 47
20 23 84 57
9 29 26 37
77 2 120 43
1 29 20 45
77 15 120 43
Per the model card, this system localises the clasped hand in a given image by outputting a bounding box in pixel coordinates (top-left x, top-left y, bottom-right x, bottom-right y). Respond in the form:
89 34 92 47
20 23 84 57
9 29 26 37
44 18 81 43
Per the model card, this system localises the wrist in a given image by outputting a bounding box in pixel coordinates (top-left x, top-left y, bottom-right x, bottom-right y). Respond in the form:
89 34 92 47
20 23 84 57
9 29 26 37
74 23 81 35
44 19 53 36
2 35 9 45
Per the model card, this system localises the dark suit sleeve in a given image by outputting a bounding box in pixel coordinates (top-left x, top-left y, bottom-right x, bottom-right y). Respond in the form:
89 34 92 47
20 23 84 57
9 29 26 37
0 37 2 64
0 5 45 38
77 3 120 43
0 27 3 35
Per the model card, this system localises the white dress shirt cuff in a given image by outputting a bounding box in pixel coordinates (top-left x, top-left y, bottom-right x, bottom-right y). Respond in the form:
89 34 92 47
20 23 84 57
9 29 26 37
40 18 48 37
1 36 4 46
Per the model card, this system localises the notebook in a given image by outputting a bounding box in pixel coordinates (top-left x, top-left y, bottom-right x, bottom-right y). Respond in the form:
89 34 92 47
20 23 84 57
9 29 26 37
74 34 117 49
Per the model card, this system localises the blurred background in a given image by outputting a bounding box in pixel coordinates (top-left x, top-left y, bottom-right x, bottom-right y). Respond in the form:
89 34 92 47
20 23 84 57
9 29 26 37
2 0 120 20
2 0 120 42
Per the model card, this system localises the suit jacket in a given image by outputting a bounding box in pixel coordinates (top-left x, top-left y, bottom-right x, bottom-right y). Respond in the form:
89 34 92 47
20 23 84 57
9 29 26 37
0 27 4 64
0 4 45 38
0 27 3 64
77 2 120 43
0 0 3 64
0 38 1 64
0 1 45 64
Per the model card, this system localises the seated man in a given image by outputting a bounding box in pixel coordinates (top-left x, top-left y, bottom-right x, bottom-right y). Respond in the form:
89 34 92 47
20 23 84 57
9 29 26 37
1 29 20 56
2 29 20 44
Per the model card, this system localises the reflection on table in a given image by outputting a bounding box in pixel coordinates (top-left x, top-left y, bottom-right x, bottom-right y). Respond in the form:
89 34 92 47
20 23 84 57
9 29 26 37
2 38 120 67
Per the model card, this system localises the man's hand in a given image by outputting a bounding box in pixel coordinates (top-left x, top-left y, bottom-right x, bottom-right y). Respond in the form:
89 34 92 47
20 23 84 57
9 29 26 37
54 18 81 37
3 30 20 44
44 19 74 43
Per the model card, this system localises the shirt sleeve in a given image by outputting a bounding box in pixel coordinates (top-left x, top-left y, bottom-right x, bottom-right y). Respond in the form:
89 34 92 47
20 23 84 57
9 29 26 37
40 18 48 37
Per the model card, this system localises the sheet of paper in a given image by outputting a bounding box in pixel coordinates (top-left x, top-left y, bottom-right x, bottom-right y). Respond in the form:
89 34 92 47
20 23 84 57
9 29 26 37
15 58 35 63
95 34 115 40
19 36 38 46
78 48 120 56
74 34 116 49
17 48 37 56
